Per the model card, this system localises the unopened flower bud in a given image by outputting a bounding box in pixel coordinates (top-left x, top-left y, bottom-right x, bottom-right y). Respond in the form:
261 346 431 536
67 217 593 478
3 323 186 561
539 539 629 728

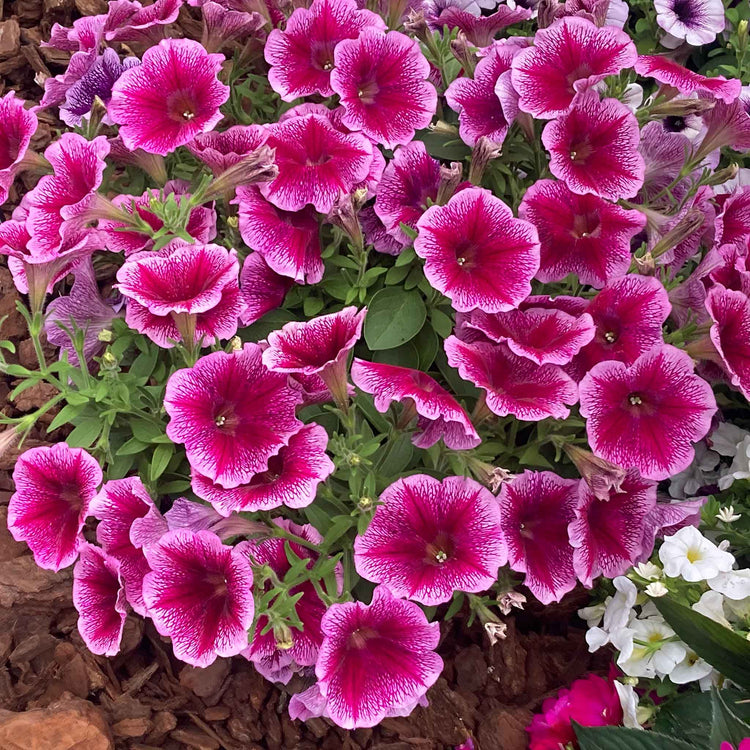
704 163 739 186
634 251 656 276
274 623 294 650
430 120 459 137
468 136 502 184
203 145 278 201
563 443 626 500
229 336 242 351
227 215 239 228
100 351 119 370
0 428 19 461
649 209 704 261
649 97 715 118
358 495 373 511
403 9 428 40
437 162 463 205
328 191 363 250
450 32 477 76
97 329 113 343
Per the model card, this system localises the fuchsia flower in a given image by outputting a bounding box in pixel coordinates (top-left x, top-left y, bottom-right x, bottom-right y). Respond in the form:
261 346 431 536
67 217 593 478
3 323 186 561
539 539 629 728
330 29 438 148
239 253 293 325
569 468 657 586
498 471 579 604
634 56 740 104
109 39 229 156
354 475 505 605
414 187 540 313
263 307 365 406
705 285 750 400
445 336 579 421
316 585 443 729
117 241 244 348
373 142 440 245
351 359 480 449
235 185 323 284
511 17 637 119
72 544 127 657
715 187 750 247
44 16 106 52
192 423 335 514
187 124 268 175
435 6 532 47
164 343 302 487
264 0 385 101
579 345 716 481
0 92 37 206
104 0 183 43
542 92 645 201
519 179 645 288
696 91 750 158
142 529 255 667
8 444 102 572
200 1 264 53
653 0 724 46
261 115 373 213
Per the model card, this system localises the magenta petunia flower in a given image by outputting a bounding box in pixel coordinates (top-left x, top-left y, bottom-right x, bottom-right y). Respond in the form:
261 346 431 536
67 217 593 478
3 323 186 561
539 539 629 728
330 29 438 148
187 124 268 175
414 187 540 313
89 476 164 616
0 92 38 207
142 529 255 667
260 114 373 213
634 55 740 104
239 252 293 326
104 0 182 43
542 92 645 201
351 358 480 449
434 6 532 47
464 307 596 366
354 475 505 605
191 423 335 514
44 16 106 52
164 343 302 487
72 543 127 657
373 142 440 245
715 186 750 248
498 471 579 604
653 0 724 46
579 345 716 481
569 468 657 587
264 0 385 101
696 91 750 157
263 307 365 406
200 1 264 53
361 206 406 255
316 585 443 729
109 38 229 156
705 285 750 400
519 179 645 288
445 336 579 421
235 185 323 284
511 17 637 119
8 443 102 572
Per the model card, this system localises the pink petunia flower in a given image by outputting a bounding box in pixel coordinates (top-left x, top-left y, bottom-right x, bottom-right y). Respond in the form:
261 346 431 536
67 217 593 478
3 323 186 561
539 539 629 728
354 474 505 605
191 423 335 514
715 186 750 250
264 0 385 101
694 91 750 159
0 92 38 207
109 38 229 156
44 16 106 52
316 585 443 729
445 336 579 421
200 1 264 53
238 252 293 326
104 0 183 44
142 529 255 667
351 358 480 449
579 345 717 481
511 17 637 119
569 468 657 586
705 285 750 400
498 470 579 604
187 124 268 175
235 185 323 284
8 443 102 572
519 179 645 288
164 343 302 487
330 29 438 148
654 0 724 46
414 187 540 313
542 92 645 201
260 114 373 213
72 543 128 657
434 6 532 47
263 307 365 407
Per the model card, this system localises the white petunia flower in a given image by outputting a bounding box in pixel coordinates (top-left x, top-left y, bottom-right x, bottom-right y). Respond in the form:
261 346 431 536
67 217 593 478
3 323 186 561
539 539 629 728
692 590 732 628
708 569 750 601
709 423 750 456
659 526 735 582
670 650 714 684
614 682 642 729
616 617 686 679
585 577 638 652
578 602 606 629
718 435 750 490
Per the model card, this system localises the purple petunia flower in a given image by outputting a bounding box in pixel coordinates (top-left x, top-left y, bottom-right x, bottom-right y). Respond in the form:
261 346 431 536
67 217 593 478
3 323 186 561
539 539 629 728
104 0 183 44
238 252 294 326
653 0 724 46
435 6 532 47
0 92 38 207
715 186 750 247
186 124 268 175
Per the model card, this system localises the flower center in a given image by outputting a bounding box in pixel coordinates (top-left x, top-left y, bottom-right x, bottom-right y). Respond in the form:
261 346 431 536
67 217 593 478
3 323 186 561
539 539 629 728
604 331 617 343
454 240 478 269
628 393 643 406
569 140 593 164
686 547 702 563
213 404 239 431
349 627 377 649
166 90 199 124
425 534 453 565
357 80 380 106
572 212 601 239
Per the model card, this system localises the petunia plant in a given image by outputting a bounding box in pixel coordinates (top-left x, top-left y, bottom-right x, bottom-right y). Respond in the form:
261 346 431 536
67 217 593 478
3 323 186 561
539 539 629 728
0 0 749 742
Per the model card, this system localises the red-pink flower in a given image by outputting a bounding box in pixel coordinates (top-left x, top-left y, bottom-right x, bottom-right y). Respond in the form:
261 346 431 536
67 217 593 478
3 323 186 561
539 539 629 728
186 124 268 175
264 0 385 101
316 585 443 729
0 92 38 207
705 285 750 399
8 443 102 572
104 0 182 43
330 29 438 148
542 92 645 201
235 185 323 284
445 336 579 421
191 423 335 514
498 470 579 604
72 544 127 657
519 179 645 288
351 358 480 449
715 186 750 247
414 187 540 313
109 38 229 155
354 475 505 605
44 16 106 52
569 468 657 586
239 252 293 326
164 344 302 487
260 114 373 213
579 345 716 481
511 17 637 119
142 529 255 667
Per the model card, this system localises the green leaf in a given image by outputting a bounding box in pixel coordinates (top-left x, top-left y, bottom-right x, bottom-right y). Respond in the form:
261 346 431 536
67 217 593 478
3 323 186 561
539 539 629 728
655 596 750 691
321 515 355 548
47 403 88 432
574 725 695 750
709 688 750 749
377 432 414 477
149 443 174 482
364 288 426 350
430 308 454 339
66 418 103 449
130 419 165 443
116 437 148 456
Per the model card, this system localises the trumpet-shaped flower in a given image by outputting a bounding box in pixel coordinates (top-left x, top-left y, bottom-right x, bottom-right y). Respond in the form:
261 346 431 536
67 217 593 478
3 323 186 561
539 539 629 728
238 252 293 326
705 285 750 400
186 124 268 175
0 92 38 206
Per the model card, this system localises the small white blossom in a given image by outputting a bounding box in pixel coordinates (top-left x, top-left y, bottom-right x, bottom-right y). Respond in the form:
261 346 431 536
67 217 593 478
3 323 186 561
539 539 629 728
578 602 606 629
585 577 637 652
668 443 719 499
708 569 750 600
692 590 732 628
670 651 714 685
645 581 669 598
616 617 686 679
659 526 735 582
708 422 750 455
718 435 750 490
614 682 642 729
716 506 742 523
634 561 662 581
